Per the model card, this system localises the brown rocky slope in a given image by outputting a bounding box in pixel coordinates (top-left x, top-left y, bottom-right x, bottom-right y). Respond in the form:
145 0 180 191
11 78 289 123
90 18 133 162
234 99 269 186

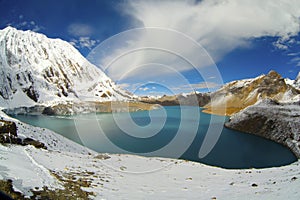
203 70 300 115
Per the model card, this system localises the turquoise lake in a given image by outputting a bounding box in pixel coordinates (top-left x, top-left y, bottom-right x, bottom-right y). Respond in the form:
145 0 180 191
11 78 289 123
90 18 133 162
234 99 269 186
11 106 297 169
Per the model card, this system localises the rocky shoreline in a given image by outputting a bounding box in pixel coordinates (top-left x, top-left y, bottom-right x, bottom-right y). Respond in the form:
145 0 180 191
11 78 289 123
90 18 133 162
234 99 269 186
3 101 159 116
139 92 211 107
225 99 300 158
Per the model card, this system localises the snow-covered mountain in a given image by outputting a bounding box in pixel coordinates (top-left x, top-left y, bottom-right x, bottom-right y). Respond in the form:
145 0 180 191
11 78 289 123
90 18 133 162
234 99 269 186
203 70 300 115
0 27 130 108
294 72 300 89
285 72 300 90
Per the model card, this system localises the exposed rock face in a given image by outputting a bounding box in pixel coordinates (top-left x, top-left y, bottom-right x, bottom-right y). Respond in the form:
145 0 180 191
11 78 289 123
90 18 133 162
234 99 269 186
3 105 46 115
0 179 25 199
0 119 46 148
204 70 300 115
0 120 20 144
22 138 47 149
0 119 17 136
140 92 210 107
42 101 159 115
3 101 158 116
225 99 300 158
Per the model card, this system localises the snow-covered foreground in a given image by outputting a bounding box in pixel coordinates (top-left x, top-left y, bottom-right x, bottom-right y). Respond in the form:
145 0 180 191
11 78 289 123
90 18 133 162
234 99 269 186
1 111 300 199
2 145 300 199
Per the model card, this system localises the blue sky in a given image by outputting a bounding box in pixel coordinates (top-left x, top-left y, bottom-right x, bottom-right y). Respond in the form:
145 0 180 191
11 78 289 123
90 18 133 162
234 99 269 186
1 0 300 95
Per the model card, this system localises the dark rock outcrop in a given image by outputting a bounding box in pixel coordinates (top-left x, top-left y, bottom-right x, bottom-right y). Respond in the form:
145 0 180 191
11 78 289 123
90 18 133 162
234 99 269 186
0 179 24 199
22 138 47 149
225 99 300 158
0 120 21 144
0 133 22 145
0 119 46 149
140 92 210 107
0 120 17 136
42 106 56 115
41 101 158 116
4 105 46 115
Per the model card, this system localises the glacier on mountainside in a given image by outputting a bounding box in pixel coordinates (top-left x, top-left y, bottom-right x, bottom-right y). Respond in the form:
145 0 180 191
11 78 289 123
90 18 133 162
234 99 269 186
0 27 130 109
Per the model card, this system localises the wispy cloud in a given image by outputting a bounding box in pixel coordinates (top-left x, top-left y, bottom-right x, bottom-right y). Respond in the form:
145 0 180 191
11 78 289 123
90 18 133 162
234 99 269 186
273 37 300 50
7 19 44 32
273 39 289 50
69 37 99 50
171 82 221 92
190 82 220 89
67 23 98 50
287 51 300 67
117 83 131 90
293 58 300 67
287 52 300 57
139 87 149 91
67 23 94 37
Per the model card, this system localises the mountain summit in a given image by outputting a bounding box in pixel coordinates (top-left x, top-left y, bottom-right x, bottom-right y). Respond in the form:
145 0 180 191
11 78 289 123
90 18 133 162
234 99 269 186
203 70 300 115
0 27 129 108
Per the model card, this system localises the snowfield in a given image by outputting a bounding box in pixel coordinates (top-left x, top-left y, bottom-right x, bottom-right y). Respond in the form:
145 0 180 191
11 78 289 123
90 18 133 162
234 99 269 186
0 111 300 199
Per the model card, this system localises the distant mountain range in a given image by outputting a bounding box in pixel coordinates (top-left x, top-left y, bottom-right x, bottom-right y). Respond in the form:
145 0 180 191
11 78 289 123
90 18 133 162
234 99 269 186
0 27 299 116
0 27 130 109
141 70 300 115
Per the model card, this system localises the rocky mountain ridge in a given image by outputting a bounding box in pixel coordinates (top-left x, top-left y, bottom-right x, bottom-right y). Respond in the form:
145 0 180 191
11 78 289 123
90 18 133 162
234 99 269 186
139 92 210 107
140 70 300 116
203 70 300 115
225 99 300 158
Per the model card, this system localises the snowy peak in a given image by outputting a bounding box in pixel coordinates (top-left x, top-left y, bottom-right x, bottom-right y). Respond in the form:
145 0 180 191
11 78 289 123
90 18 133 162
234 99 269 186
204 70 300 115
294 72 300 89
0 27 129 108
285 72 300 89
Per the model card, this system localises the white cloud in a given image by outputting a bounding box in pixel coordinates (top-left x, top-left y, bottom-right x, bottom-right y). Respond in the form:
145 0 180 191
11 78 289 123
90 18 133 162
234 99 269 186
117 83 131 90
190 82 220 89
124 0 300 57
273 40 289 50
68 23 93 37
68 23 98 50
9 19 44 32
70 37 99 50
89 0 300 88
139 87 149 91
288 56 300 67
171 82 220 92
288 52 300 57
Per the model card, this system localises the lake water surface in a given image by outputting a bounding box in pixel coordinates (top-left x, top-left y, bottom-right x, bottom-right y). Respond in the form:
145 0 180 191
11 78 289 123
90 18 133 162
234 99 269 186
11 106 297 169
